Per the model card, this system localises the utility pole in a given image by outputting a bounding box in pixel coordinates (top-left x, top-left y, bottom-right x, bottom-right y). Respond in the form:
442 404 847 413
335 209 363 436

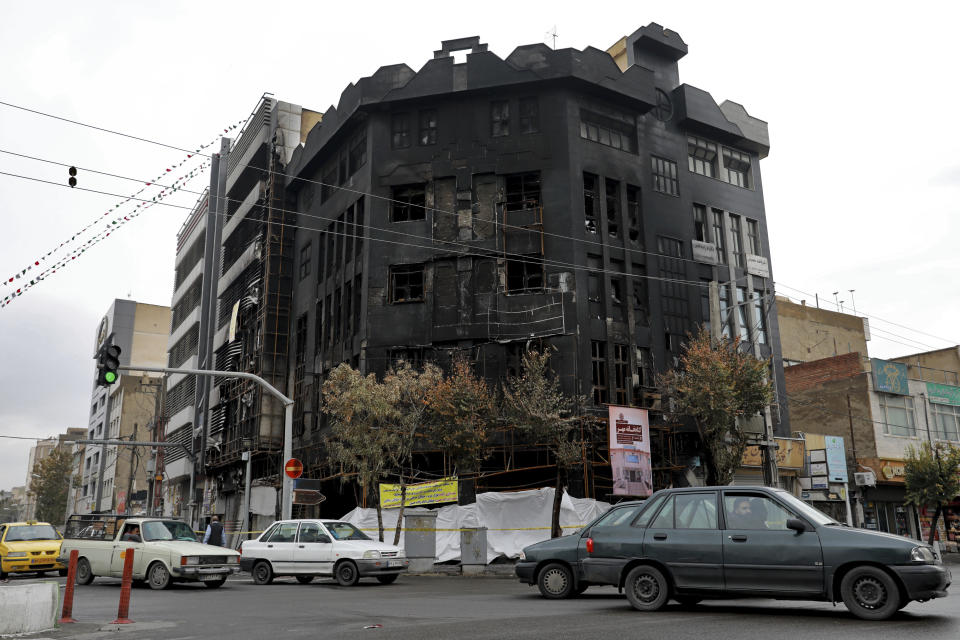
93 389 113 513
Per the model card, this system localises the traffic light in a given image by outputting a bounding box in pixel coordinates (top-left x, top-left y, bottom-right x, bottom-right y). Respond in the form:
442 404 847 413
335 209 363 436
97 344 122 386
68 166 77 188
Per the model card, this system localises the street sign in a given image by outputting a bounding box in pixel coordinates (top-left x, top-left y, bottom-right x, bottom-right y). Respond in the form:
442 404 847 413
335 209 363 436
284 458 303 479
294 478 323 491
293 489 326 505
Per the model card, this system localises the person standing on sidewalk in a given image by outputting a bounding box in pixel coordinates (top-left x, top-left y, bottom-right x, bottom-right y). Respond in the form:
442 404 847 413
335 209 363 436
203 515 225 547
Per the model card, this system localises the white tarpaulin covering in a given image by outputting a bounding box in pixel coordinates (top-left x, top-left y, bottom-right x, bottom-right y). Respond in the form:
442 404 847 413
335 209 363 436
340 488 610 564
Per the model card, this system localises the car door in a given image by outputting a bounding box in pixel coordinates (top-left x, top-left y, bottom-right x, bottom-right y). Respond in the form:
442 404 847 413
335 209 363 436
643 492 724 591
261 521 299 573
110 526 144 576
721 491 823 594
293 522 334 575
577 503 647 585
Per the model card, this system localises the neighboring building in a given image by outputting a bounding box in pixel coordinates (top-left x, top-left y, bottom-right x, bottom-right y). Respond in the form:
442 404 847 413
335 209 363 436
80 299 170 515
280 24 787 510
890 346 960 386
22 428 86 521
776 297 870 366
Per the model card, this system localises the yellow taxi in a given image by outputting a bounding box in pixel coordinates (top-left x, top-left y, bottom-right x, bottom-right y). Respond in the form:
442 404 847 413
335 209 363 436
0 521 67 579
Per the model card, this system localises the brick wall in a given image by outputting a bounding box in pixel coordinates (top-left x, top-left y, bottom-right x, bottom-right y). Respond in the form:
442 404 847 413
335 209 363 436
784 352 864 393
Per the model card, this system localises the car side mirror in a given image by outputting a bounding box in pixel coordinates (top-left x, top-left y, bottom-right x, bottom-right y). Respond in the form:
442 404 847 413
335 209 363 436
317 534 331 544
786 518 808 533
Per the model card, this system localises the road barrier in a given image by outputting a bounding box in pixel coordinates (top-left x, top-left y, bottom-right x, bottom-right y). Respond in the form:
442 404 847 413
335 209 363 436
59 549 79 624
111 548 135 624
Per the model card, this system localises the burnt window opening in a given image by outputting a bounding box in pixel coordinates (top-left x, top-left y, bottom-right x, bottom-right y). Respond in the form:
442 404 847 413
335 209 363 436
345 205 354 260
588 274 602 303
658 236 688 353
333 287 342 342
348 132 367 175
391 185 426 222
326 228 335 273
651 156 679 196
299 184 315 213
504 172 541 212
335 214 345 266
419 109 437 146
317 232 326 281
519 97 539 133
591 340 609 405
343 281 353 339
632 264 649 326
579 107 637 153
389 264 425 303
388 347 424 370
353 274 362 332
583 173 599 234
506 256 544 294
605 178 620 238
314 298 324 357
611 276 624 306
298 242 312 281
491 100 509 137
627 185 642 243
693 203 709 243
633 347 653 405
391 113 410 149
355 197 365 257
320 167 337 202
338 152 347 186
614 343 629 405
323 294 332 350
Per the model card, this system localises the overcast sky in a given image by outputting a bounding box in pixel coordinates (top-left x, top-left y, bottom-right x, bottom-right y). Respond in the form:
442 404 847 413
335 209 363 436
2 1 958 491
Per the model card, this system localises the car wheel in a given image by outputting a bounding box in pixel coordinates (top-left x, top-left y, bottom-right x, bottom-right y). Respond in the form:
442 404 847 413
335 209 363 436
624 565 669 612
148 562 172 590
58 568 69 577
840 566 900 621
204 577 227 589
296 575 314 584
537 562 574 599
675 596 702 607
75 558 94 585
376 574 399 585
252 561 274 585
335 561 359 587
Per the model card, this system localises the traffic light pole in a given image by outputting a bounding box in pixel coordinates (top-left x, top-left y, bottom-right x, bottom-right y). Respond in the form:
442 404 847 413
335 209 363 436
117 365 295 523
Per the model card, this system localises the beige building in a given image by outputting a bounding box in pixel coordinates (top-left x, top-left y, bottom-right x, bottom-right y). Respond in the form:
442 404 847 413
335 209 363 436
22 428 86 521
890 346 960 386
776 297 870 366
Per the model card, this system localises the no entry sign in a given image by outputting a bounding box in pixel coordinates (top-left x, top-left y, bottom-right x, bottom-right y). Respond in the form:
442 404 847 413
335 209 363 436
284 458 303 479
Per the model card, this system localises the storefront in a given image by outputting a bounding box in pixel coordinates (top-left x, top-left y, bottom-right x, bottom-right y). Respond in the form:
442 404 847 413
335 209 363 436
736 437 805 491
856 457 919 540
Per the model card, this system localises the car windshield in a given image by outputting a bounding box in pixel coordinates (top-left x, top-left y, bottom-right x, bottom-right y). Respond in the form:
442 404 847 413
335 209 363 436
4 524 60 541
142 520 199 542
775 491 840 526
324 522 370 541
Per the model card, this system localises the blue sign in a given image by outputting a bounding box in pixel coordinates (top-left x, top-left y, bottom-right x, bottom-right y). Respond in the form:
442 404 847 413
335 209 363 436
872 358 909 395
824 436 848 483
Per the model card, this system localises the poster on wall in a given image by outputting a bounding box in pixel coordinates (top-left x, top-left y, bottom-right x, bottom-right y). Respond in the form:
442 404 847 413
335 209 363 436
608 406 652 497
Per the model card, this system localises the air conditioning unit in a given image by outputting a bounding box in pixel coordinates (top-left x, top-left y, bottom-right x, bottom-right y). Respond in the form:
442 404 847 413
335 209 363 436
854 471 876 487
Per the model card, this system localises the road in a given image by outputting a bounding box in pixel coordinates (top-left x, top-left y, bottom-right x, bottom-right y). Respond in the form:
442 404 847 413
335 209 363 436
6 572 957 640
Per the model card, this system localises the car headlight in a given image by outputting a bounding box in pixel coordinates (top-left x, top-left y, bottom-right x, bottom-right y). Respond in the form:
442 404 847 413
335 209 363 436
226 555 239 563
518 551 526 561
910 546 935 564
362 550 381 559
180 556 200 566
7 551 27 558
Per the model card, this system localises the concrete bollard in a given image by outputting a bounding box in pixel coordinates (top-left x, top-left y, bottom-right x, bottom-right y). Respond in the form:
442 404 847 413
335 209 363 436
0 582 58 635
111 548 135 624
59 549 79 623
403 509 438 572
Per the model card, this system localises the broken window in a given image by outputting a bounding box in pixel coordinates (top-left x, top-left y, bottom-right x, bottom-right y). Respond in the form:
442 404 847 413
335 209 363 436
519 97 539 134
583 173 599 234
388 347 424 370
389 264 425 303
491 100 510 137
504 172 541 212
633 347 652 405
345 205 354 260
591 340 609 405
343 281 353 339
348 132 367 175
335 214 345 266
314 298 324 356
355 198 365 257
354 274 362 331
298 242 311 281
614 344 629 405
333 287 342 342
391 184 426 222
605 178 620 238
391 113 410 149
626 185 642 243
506 256 544 294
419 109 437 146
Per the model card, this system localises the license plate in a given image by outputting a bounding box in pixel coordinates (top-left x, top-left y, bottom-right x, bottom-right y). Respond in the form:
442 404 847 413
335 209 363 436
31 559 41 564
201 575 222 581
387 560 402 568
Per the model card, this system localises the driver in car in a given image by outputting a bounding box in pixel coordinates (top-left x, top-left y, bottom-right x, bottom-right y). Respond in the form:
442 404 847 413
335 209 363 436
727 497 767 529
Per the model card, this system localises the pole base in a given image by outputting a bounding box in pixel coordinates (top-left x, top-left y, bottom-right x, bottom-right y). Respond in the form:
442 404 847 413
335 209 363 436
111 618 134 624
59 617 77 624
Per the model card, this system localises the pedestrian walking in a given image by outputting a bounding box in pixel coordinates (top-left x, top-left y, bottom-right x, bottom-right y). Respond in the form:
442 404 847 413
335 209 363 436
203 515 225 546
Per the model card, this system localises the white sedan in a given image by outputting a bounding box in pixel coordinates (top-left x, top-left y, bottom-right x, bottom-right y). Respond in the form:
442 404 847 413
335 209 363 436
239 519 408 586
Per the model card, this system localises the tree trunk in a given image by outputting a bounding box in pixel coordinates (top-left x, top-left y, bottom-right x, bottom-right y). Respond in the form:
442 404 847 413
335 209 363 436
551 467 566 538
927 504 942 546
393 482 406 546
700 437 719 486
375 489 384 542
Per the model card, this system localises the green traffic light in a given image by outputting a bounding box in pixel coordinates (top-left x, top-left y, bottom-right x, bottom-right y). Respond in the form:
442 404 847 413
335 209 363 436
105 371 117 383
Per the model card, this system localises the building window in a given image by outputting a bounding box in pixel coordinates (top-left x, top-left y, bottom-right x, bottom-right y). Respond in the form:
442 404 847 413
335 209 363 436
591 340 608 405
614 344 629 405
729 214 744 267
711 208 726 264
687 136 718 178
583 173 599 234
722 147 751 188
626 185 642 243
419 109 437 146
751 289 767 345
519 97 539 133
658 237 688 352
491 100 509 137
314 298 324 356
651 156 679 196
699 278 712 335
345 206 354 260
932 403 960 442
506 256 544 294
605 179 620 238
333 288 342 342
391 185 426 222
320 166 337 203
736 286 750 343
298 242 311 281
693 204 708 242
389 264 424 303
343 281 353 339
348 132 367 175
335 214 345 266
879 394 916 437
746 218 761 255
634 347 653 405
579 108 637 153
354 274 362 331
391 113 410 149
388 347 424 370
504 172 540 212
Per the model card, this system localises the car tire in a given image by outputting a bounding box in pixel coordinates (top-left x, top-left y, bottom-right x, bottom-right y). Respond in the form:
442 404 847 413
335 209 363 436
840 566 900 621
296 575 315 584
574 583 589 596
75 558 94 585
376 574 399 585
204 577 227 589
58 568 69 577
335 561 359 587
252 561 274 585
537 562 574 599
147 562 172 590
624 565 669 612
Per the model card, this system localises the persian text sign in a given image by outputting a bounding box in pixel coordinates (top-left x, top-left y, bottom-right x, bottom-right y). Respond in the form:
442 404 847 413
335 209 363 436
609 406 652 497
927 382 960 407
825 436 848 483
872 358 909 395
742 438 806 469
379 478 458 509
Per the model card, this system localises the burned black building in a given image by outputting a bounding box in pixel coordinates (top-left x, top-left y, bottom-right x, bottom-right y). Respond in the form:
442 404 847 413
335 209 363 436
284 24 788 505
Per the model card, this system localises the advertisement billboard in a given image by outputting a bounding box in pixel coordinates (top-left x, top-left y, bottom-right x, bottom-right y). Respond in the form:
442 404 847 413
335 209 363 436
608 406 652 497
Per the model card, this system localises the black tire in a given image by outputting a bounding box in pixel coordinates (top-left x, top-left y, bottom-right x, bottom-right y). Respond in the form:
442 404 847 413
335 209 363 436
335 561 359 587
252 561 274 585
58 568 69 577
840 566 900 621
675 596 702 607
204 577 227 589
36 571 50 577
537 562 574 599
296 575 315 584
147 562 172 590
376 574 399 585
624 565 669 612
75 558 94 585
574 583 589 596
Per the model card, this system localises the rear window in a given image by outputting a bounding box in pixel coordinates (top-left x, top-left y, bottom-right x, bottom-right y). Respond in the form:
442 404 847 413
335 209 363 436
4 524 60 542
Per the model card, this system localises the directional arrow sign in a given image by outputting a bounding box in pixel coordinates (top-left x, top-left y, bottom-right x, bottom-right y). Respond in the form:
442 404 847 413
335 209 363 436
293 489 326 505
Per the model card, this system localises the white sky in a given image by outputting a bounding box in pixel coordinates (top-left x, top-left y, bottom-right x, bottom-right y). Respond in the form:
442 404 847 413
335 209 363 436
1 1 958 491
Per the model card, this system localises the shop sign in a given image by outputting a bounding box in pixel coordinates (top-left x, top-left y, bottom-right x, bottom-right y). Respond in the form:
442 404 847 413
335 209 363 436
857 457 907 483
872 359 909 395
811 476 829 489
608 406 653 497
825 436 849 483
746 254 770 278
692 240 718 264
741 438 805 469
927 382 960 407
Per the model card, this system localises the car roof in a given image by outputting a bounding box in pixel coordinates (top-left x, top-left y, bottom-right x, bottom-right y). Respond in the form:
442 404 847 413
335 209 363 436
655 486 783 494
2 521 55 527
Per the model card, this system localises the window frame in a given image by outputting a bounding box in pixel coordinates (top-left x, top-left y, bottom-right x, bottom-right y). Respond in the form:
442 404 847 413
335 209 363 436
418 109 437 146
389 263 425 304
879 394 917 437
391 113 410 149
491 100 510 137
519 97 539 134
651 156 679 196
687 135 718 178
390 184 427 223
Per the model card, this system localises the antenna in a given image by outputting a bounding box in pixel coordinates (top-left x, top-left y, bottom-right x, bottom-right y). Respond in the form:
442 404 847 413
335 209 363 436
546 26 559 49
832 291 839 309
848 289 857 315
